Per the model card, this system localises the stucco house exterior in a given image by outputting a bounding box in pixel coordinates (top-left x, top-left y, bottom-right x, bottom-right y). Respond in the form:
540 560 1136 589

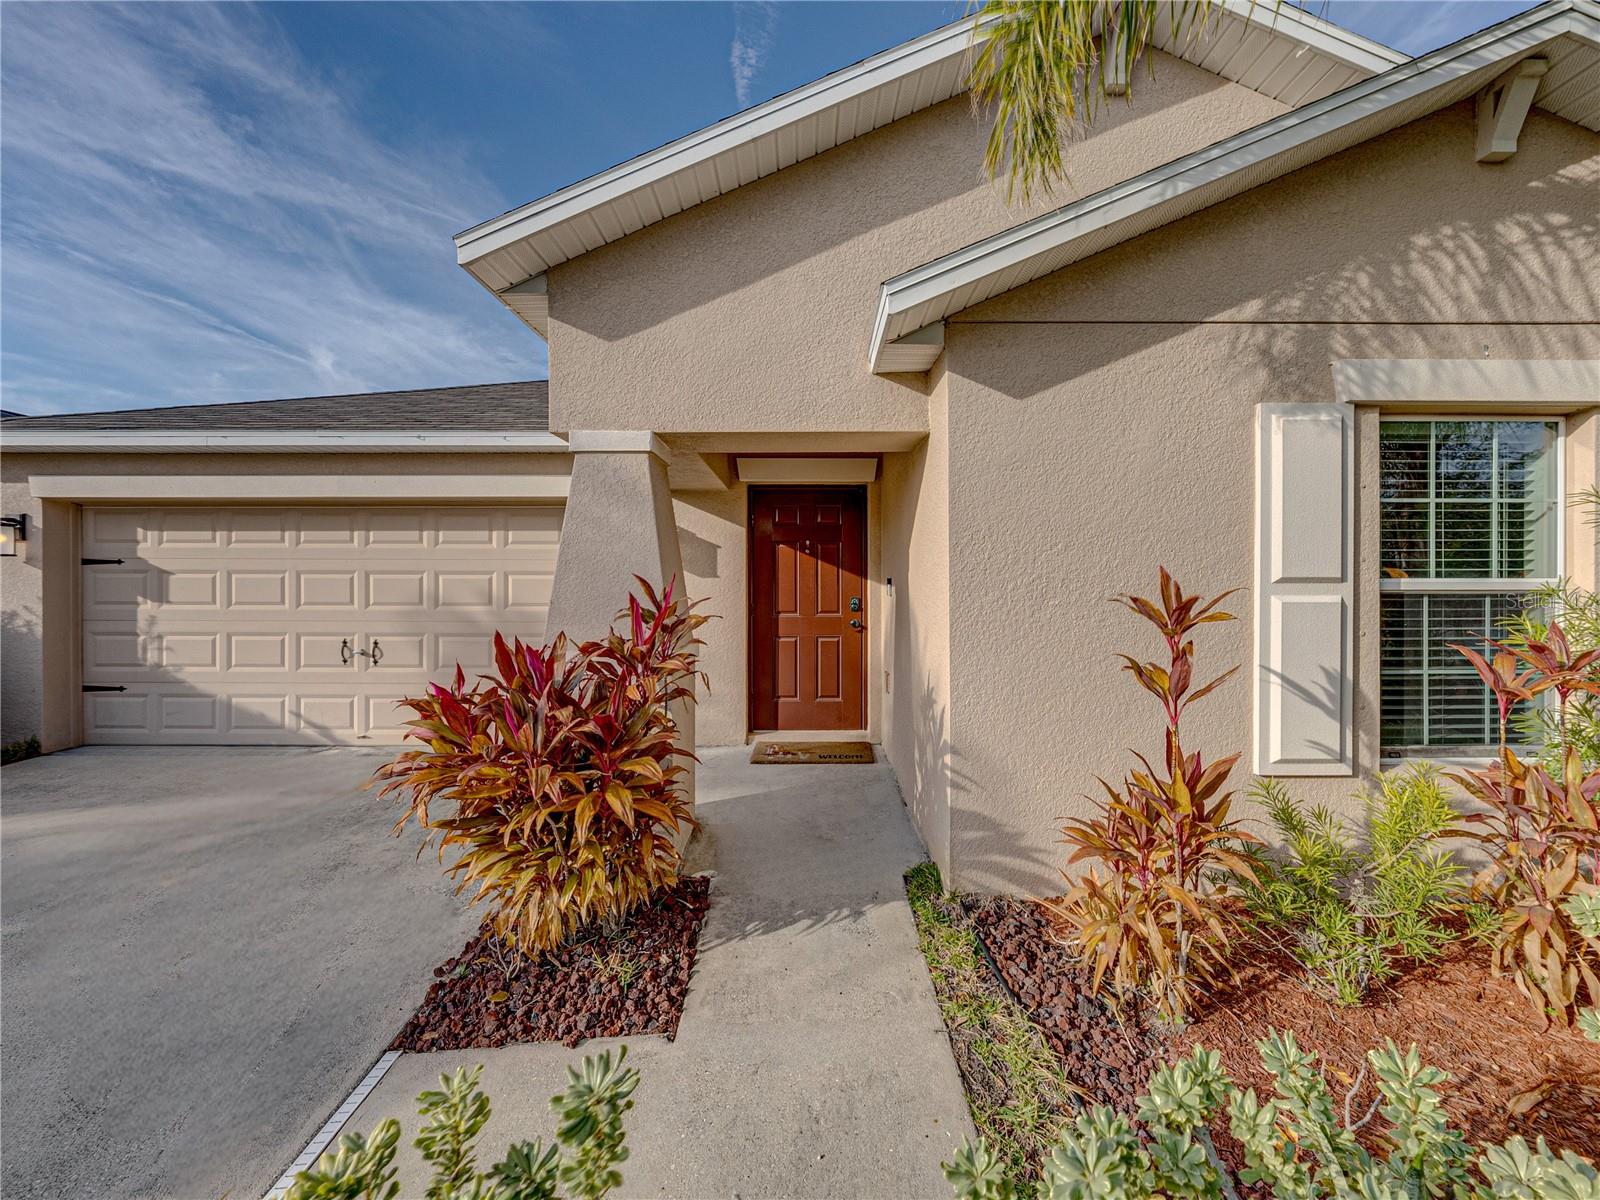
3 1 1597 895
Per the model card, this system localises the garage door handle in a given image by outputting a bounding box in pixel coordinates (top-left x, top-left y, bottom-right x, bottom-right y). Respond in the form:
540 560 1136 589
340 638 381 664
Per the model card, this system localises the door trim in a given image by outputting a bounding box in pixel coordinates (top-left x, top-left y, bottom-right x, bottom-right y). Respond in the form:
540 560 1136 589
746 485 869 734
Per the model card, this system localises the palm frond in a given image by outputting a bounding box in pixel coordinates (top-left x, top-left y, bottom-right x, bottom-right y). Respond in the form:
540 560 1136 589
967 0 1222 205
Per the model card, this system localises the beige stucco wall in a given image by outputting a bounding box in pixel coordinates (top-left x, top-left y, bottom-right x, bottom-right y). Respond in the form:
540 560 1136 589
545 51 1287 436
880 361 953 877
539 50 1290 867
673 486 750 746
0 450 572 750
939 102 1600 894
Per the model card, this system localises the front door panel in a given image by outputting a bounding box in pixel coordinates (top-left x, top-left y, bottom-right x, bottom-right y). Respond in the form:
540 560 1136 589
750 486 866 731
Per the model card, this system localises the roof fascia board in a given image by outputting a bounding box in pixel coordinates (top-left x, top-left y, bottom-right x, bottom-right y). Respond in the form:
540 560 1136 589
0 431 570 453
454 17 981 266
873 2 1580 363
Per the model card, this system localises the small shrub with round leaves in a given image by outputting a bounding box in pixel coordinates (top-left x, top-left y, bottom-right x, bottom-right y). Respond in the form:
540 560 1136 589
286 1048 637 1200
944 1031 1599 1200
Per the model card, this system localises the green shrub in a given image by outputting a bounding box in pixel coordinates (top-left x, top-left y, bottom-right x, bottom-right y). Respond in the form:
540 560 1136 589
944 1031 1600 1200
1 735 41 765
286 1048 637 1200
1237 766 1460 1005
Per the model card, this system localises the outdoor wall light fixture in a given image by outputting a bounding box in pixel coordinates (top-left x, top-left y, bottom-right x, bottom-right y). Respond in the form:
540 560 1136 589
0 514 28 557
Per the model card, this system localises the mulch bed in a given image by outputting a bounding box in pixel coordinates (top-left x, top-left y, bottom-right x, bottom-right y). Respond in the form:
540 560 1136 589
390 875 711 1052
970 893 1600 1160
968 894 1161 1113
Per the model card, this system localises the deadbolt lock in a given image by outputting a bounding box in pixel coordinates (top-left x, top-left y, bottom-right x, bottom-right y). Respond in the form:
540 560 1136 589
849 596 861 612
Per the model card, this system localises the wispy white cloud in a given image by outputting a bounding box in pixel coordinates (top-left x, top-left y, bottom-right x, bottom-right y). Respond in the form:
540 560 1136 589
0 3 542 416
729 2 780 107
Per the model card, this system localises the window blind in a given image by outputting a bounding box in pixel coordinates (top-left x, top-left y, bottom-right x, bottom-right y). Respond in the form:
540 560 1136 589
1378 419 1558 751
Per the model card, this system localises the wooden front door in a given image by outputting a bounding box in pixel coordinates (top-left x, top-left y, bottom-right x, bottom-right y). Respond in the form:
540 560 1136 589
749 486 867 731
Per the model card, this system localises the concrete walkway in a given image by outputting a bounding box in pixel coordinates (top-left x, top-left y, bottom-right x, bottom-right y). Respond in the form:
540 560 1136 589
344 745 974 1198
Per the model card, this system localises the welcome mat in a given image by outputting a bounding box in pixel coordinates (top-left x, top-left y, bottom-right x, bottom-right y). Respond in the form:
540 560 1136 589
750 741 875 765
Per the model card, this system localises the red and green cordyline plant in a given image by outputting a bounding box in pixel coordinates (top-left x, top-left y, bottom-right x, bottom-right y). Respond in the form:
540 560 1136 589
374 576 709 955
1050 568 1260 1022
1448 620 1600 1025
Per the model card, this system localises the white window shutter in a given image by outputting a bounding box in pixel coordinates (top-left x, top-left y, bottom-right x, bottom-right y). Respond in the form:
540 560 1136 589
1254 403 1355 776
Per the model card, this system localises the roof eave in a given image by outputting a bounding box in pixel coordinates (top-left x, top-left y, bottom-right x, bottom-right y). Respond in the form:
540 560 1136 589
0 430 571 453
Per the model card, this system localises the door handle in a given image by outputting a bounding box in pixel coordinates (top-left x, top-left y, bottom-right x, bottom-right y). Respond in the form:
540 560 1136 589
341 638 382 664
849 618 864 630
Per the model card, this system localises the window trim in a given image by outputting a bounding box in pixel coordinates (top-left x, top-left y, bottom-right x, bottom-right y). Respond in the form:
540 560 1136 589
1377 414 1565 754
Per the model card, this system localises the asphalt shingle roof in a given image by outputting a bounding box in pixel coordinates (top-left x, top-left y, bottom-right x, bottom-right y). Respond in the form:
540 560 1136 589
0 380 549 432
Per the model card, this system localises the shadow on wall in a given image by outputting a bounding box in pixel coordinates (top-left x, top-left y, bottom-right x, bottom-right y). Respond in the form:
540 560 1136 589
906 670 1059 895
1258 661 1352 767
1 603 41 745
676 525 720 579
954 106 1600 405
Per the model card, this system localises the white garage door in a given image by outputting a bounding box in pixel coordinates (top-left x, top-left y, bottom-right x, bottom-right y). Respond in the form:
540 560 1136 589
81 505 562 744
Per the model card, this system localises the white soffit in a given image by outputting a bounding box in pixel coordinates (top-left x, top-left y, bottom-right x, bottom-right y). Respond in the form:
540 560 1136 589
455 1 1404 335
736 456 879 483
871 1 1600 372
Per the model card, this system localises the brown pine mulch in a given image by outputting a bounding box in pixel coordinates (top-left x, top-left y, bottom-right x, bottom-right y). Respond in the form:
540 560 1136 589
971 894 1600 1160
390 875 711 1052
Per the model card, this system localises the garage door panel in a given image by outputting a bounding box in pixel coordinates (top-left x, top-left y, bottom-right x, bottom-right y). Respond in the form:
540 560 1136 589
85 509 145 551
164 572 218 607
366 572 426 609
227 572 288 608
163 633 220 671
82 505 562 745
154 511 224 548
86 691 153 732
297 570 358 609
161 695 220 732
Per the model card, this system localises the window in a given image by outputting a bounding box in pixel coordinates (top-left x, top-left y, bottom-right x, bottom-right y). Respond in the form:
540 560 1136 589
1379 418 1561 752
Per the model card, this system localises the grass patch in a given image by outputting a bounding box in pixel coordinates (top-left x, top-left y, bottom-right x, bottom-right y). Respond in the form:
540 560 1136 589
905 862 1079 1182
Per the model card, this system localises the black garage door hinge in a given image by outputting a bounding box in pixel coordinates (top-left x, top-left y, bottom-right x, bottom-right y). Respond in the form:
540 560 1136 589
82 685 127 693
81 557 125 565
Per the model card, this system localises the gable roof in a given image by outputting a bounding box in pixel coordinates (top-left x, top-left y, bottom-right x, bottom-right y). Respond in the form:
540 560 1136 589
0 380 564 452
456 2 1405 338
870 0 1600 372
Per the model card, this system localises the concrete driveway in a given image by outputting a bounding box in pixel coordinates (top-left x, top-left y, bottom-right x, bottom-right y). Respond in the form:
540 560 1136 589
0 746 478 1200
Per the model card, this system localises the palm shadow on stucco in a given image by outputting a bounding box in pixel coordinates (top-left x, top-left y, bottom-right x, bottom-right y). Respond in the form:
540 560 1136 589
950 104 1600 404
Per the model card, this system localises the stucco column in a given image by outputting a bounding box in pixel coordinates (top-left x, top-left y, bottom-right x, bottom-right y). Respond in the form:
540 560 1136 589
546 431 696 817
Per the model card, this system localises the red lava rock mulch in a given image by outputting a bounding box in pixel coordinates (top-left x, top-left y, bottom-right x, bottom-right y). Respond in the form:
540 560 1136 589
972 894 1600 1160
390 875 711 1052
968 894 1160 1112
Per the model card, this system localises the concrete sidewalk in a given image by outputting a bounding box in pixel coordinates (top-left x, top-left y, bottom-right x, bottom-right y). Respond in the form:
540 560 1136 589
341 745 973 1199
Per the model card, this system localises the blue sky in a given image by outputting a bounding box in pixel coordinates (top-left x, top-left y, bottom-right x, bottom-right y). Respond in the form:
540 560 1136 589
0 1 1535 416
